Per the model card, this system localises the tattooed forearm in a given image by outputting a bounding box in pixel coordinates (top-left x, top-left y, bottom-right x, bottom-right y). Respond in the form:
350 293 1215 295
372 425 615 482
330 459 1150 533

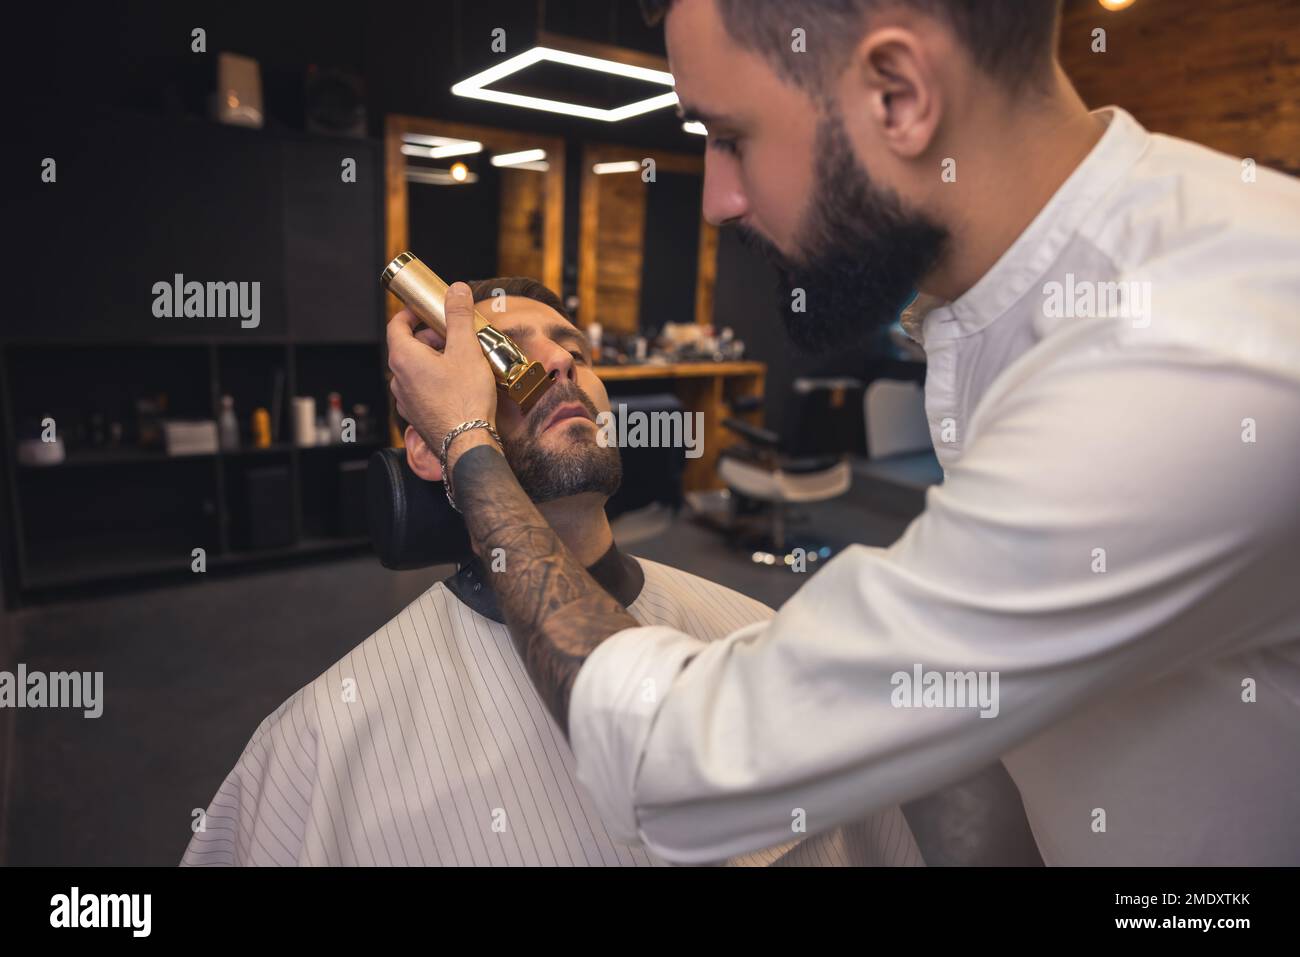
452 443 638 736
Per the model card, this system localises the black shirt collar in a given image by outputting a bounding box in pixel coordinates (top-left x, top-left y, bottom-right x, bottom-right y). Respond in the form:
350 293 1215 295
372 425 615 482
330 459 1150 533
442 541 644 624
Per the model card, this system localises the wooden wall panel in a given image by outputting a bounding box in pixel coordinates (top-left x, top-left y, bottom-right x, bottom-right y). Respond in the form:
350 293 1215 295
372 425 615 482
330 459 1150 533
497 168 546 280
1058 0 1300 175
383 115 566 311
578 144 718 335
593 170 648 336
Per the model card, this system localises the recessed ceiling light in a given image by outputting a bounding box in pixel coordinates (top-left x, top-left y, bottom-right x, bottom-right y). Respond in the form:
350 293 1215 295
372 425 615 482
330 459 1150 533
1098 0 1136 8
402 133 467 147
406 168 480 186
400 138 482 159
491 148 548 167
452 45 679 122
682 120 707 135
592 160 642 175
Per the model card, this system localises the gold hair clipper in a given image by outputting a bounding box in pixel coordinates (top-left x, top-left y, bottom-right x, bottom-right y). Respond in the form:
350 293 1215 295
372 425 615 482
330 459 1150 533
380 252 556 415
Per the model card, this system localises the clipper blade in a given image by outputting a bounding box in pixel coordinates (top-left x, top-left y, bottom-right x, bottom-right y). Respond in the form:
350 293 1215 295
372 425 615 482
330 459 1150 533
507 362 557 415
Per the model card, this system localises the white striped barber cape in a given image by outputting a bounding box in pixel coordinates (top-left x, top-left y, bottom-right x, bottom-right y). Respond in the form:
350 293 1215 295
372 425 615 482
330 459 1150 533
182 556 923 866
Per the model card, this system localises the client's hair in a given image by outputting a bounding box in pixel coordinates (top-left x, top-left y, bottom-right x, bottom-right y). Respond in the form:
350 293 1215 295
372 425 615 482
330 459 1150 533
389 277 569 437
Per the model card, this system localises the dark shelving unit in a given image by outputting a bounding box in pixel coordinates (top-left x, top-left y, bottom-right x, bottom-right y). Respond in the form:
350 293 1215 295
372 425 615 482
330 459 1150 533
4 108 389 605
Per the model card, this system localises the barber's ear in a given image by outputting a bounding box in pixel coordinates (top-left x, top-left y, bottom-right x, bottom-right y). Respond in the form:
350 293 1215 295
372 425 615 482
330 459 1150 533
854 27 941 160
404 425 443 482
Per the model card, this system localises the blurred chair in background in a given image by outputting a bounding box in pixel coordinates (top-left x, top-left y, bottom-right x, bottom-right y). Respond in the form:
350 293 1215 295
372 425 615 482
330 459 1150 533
695 377 861 562
849 379 943 519
605 393 687 546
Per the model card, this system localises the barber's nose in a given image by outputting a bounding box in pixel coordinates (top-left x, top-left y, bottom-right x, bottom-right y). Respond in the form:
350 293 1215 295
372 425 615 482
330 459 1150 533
702 151 748 227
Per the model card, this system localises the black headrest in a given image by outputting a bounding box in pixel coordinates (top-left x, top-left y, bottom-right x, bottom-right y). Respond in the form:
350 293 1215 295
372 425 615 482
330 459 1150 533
367 392 688 570
367 448 469 570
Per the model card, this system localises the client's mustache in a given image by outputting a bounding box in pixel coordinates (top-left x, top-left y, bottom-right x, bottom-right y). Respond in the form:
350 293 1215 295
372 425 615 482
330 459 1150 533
524 380 600 438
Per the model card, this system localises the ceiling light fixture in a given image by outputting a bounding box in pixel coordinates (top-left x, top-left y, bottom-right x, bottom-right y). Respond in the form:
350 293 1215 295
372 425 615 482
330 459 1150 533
400 139 482 159
682 121 707 135
402 133 464 146
406 168 480 186
491 148 548 167
452 45 678 122
592 160 642 175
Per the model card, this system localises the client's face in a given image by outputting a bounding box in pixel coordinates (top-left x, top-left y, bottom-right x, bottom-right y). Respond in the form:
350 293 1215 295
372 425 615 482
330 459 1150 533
484 297 622 505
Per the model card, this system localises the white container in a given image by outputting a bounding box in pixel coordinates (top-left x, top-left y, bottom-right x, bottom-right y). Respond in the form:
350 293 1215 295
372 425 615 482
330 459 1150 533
219 395 240 451
293 396 317 447
17 437 65 466
163 420 219 456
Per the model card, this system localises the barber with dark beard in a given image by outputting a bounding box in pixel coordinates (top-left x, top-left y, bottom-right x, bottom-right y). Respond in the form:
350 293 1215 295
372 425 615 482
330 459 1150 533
387 0 1300 866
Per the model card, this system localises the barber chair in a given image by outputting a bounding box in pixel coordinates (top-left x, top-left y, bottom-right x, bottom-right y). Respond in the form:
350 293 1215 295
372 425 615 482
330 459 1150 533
603 392 687 544
848 378 944 518
367 446 469 571
694 377 861 564
367 393 687 569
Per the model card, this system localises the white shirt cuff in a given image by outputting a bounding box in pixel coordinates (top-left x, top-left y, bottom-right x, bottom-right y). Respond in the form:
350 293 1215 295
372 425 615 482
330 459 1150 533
569 624 707 847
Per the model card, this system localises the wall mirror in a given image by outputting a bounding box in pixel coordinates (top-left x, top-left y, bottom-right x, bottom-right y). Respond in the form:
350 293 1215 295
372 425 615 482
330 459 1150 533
384 115 566 310
577 143 717 337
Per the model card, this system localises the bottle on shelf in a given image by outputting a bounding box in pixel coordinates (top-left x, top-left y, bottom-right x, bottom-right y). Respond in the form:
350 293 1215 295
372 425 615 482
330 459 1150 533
219 394 240 451
327 391 344 444
252 407 272 449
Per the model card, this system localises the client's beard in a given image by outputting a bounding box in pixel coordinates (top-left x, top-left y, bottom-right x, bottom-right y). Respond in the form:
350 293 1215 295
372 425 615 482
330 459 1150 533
735 109 948 354
501 381 622 504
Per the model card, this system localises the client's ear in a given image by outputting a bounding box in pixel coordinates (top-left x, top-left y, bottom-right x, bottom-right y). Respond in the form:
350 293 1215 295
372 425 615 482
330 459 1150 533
404 425 443 482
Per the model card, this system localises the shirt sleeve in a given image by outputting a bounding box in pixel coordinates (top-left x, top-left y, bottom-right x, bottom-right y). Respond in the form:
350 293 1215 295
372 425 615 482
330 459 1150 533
569 340 1300 864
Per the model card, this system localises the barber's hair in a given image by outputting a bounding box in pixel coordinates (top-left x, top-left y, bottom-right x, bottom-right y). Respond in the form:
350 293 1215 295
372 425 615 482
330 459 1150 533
640 0 1063 89
389 276 570 438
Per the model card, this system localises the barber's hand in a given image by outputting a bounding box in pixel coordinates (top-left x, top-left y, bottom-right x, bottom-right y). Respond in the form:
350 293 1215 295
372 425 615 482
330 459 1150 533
387 282 498 469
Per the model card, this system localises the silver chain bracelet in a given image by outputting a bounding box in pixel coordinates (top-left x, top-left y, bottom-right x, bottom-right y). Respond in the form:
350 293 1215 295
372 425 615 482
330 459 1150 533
438 419 502 512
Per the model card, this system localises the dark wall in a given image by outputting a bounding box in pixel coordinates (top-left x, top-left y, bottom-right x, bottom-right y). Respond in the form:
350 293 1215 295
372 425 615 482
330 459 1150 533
638 172 703 332
0 596 11 862
20 2 697 154
710 230 883 447
408 168 504 283
20 109 382 345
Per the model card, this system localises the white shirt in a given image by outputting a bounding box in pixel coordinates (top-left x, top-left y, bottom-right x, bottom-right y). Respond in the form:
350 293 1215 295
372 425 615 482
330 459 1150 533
569 107 1300 866
181 555 922 866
